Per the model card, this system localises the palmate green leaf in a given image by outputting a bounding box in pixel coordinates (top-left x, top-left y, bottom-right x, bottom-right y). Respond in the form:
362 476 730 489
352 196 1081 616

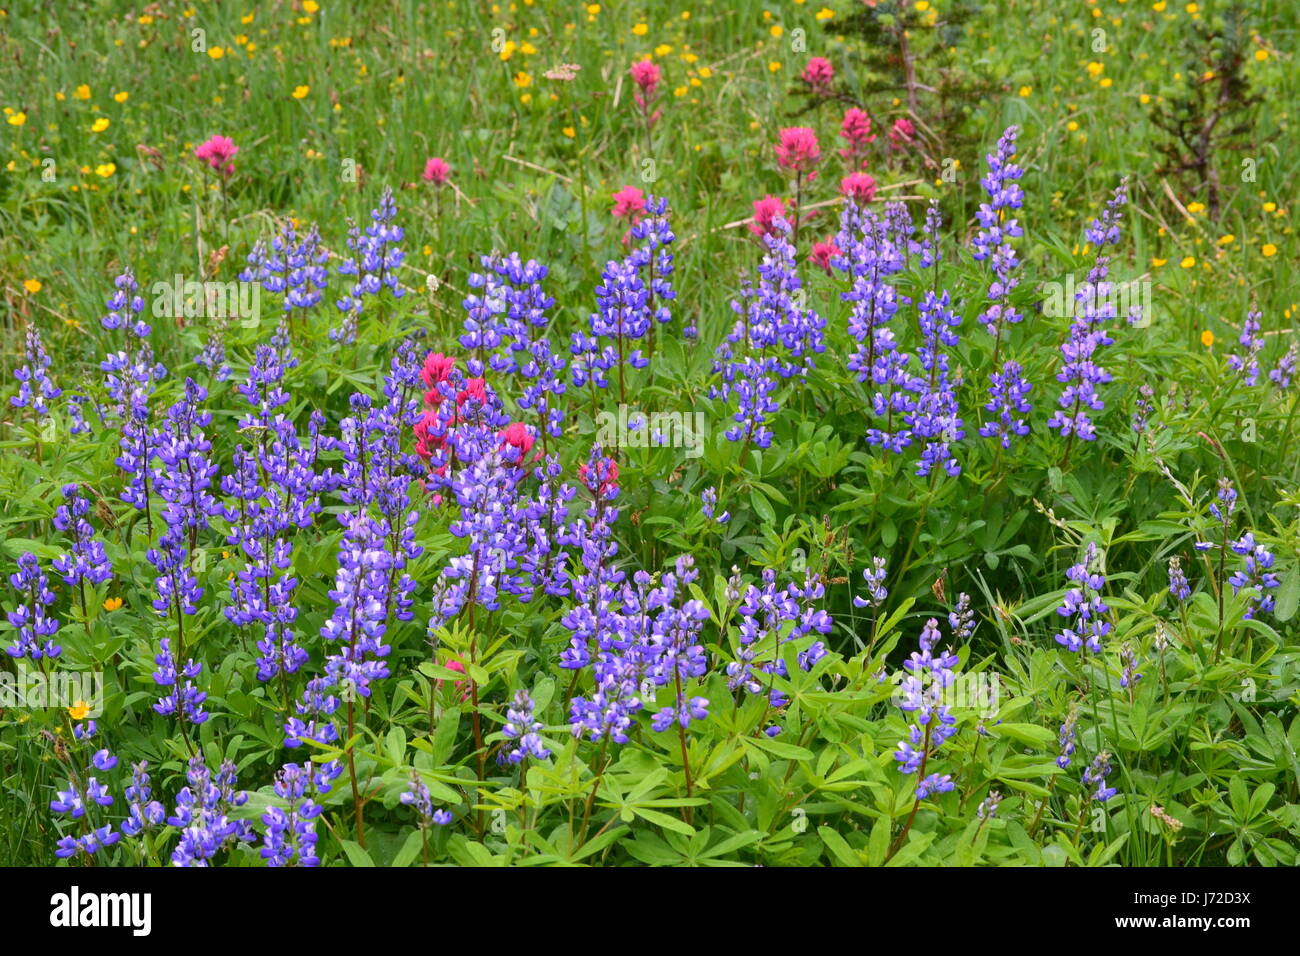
338 839 376 868
391 829 424 868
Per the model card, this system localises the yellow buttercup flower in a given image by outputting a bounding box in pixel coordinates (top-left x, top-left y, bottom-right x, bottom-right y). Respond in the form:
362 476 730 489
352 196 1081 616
292 85 310 98
103 596 123 611
1200 330 1214 347
23 279 41 293
514 71 531 88
770 25 784 38
74 84 91 100
1254 49 1268 62
7 112 25 126
114 91 129 103
561 126 575 138
208 46 225 59
1262 243 1277 257
95 163 116 178
1180 256 1195 268
91 117 109 132
815 7 834 19
68 700 90 721
304 0 320 12
632 23 648 36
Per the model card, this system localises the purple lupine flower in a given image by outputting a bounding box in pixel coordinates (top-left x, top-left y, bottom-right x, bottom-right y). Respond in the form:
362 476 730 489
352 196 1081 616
834 204 916 453
51 484 113 588
1047 179 1129 444
980 360 1033 448
1119 644 1142 688
222 345 330 684
971 125 1026 335
334 189 405 338
121 761 166 838
1209 476 1238 526
115 385 155 517
948 592 975 641
1269 344 1296 390
1057 703 1078 769
153 378 222 531
501 689 550 763
726 568 830 735
893 618 960 798
152 636 208 726
700 486 730 524
908 281 964 477
641 555 714 732
284 676 341 749
1082 750 1118 803
1168 556 1190 603
1228 532 1281 620
487 253 568 440
574 256 650 401
6 553 61 660
1226 310 1263 386
628 194 679 338
99 268 166 418
1052 542 1111 654
400 770 455 829
977 790 1003 820
168 755 254 866
195 326 232 382
260 760 343 866
11 324 61 418
281 221 330 312
559 446 625 673
853 556 889 609
1131 383 1155 433
712 217 824 451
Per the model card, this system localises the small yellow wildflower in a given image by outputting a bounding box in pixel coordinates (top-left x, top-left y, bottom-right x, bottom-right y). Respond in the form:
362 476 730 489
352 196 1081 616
1200 329 1214 347
91 117 109 132
23 279 41 293
292 85 310 98
104 596 124 611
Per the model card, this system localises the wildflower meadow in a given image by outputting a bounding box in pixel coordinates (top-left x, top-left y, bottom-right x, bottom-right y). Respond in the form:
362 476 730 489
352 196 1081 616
1 0 1298 895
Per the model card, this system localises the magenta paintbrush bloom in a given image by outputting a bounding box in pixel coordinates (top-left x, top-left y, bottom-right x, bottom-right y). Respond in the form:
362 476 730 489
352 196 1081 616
889 117 916 150
809 240 841 275
800 57 834 96
749 195 787 238
422 156 450 185
194 135 238 176
612 185 647 221
839 108 875 169
775 127 821 174
841 171 877 203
